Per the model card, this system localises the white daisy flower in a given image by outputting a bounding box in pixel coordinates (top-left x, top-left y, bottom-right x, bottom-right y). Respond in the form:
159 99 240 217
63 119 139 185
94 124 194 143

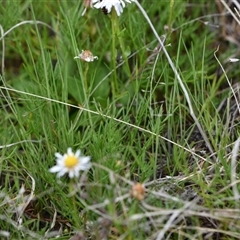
49 148 91 178
74 50 98 62
92 0 135 16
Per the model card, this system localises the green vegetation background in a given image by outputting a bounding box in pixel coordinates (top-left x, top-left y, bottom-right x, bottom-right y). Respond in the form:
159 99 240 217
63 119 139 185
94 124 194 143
1 1 240 239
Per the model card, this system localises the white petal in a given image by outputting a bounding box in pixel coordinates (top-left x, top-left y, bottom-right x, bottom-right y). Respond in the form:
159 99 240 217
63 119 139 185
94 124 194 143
55 152 63 159
79 163 91 171
57 169 68 177
115 5 123 16
94 2 104 9
67 148 73 155
74 170 80 178
75 149 81 158
80 156 91 165
120 0 126 8
49 165 63 173
69 170 75 178
56 159 65 166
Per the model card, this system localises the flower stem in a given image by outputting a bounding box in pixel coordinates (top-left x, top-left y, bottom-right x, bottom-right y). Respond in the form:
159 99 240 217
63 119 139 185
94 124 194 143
83 62 93 127
116 20 132 85
111 9 119 98
168 0 174 34
69 180 81 228
84 62 89 91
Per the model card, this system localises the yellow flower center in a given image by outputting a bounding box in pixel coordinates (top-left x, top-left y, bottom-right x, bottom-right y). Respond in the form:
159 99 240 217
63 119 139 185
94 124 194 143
64 155 78 168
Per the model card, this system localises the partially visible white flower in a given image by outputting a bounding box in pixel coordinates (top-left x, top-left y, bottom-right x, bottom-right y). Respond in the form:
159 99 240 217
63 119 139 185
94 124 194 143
229 58 239 63
74 50 98 62
0 231 10 238
92 0 135 16
49 148 91 178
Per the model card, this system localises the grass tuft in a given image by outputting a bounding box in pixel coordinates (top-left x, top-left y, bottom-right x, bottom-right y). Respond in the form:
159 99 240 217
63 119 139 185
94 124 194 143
1 0 240 239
